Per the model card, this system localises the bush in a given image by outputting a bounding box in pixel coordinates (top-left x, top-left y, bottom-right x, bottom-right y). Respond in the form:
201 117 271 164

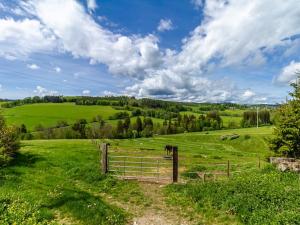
56 120 69 128
0 126 20 157
109 112 129 120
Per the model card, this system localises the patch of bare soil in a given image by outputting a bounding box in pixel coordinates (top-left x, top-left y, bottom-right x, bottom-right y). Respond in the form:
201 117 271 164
130 183 195 225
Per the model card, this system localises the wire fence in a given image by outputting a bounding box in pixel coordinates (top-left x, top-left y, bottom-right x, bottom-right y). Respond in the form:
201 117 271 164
179 157 266 182
91 139 267 183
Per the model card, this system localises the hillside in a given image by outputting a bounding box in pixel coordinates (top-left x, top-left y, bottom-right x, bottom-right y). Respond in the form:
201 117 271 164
0 127 275 224
1 103 124 130
0 97 274 134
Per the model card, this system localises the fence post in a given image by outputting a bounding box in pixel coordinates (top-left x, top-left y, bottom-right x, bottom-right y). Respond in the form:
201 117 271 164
172 146 178 183
101 143 108 174
227 160 230 178
258 157 261 169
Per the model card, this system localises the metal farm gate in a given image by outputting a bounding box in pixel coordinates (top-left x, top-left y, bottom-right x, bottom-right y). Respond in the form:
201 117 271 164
99 143 178 183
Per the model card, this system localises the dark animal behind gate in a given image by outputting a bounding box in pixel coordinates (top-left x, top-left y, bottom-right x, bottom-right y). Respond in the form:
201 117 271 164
165 145 173 155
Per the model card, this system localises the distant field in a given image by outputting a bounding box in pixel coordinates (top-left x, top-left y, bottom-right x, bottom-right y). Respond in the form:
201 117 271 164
0 103 126 130
0 102 269 131
105 126 273 171
221 115 242 127
181 110 244 128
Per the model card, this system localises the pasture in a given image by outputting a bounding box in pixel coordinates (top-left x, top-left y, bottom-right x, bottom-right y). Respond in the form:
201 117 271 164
0 139 147 225
105 126 273 171
0 103 124 130
0 102 253 134
2 126 298 225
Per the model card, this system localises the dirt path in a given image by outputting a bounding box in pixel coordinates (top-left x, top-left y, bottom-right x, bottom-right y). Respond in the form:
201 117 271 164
129 183 193 225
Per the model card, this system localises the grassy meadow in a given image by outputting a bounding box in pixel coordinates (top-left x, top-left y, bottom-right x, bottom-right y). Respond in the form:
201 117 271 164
105 126 273 178
0 102 250 132
0 139 148 225
2 100 293 225
0 103 124 130
1 116 299 224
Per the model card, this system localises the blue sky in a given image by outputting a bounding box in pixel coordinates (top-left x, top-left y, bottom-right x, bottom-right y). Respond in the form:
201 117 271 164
0 0 300 103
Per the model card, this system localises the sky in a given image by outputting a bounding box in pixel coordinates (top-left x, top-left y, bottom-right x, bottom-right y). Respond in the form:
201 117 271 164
0 0 300 103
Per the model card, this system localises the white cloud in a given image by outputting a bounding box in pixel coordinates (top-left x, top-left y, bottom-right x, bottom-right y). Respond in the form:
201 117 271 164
54 66 61 73
27 64 39 70
0 18 56 60
191 0 204 9
125 0 300 102
103 90 116 96
13 0 300 103
157 19 173 32
275 61 300 84
33 85 58 96
87 0 97 13
82 89 91 95
22 0 162 78
242 90 256 100
174 0 300 74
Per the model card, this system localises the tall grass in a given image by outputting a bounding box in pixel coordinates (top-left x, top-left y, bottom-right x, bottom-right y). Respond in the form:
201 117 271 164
166 166 300 225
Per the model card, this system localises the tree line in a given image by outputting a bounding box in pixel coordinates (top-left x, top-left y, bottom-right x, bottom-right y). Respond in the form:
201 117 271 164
19 110 223 140
241 110 271 127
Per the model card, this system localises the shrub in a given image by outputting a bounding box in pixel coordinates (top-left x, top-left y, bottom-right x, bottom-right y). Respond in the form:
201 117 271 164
56 120 69 128
0 126 21 157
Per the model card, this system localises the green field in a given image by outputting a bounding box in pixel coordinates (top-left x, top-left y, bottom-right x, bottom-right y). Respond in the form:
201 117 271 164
221 115 242 127
105 127 273 175
0 139 148 225
0 103 250 132
1 103 124 130
2 126 297 225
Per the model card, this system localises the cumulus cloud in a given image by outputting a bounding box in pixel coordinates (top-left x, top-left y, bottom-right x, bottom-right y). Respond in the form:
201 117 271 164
0 18 56 60
87 0 97 12
27 64 39 70
125 0 300 102
54 66 61 73
82 89 91 95
21 0 162 78
9 0 300 103
241 90 256 101
33 85 58 96
275 61 300 84
175 0 300 73
125 72 238 102
157 19 173 32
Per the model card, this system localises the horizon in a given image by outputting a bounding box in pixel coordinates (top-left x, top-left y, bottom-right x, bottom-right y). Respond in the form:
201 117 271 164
0 94 281 106
0 0 300 104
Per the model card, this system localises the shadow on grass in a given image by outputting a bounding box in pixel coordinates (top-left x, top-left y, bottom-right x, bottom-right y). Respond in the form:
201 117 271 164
9 152 45 168
45 187 126 225
0 152 45 186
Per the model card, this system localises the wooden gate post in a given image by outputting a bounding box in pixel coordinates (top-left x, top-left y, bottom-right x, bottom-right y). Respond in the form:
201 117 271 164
172 146 178 183
101 143 108 174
